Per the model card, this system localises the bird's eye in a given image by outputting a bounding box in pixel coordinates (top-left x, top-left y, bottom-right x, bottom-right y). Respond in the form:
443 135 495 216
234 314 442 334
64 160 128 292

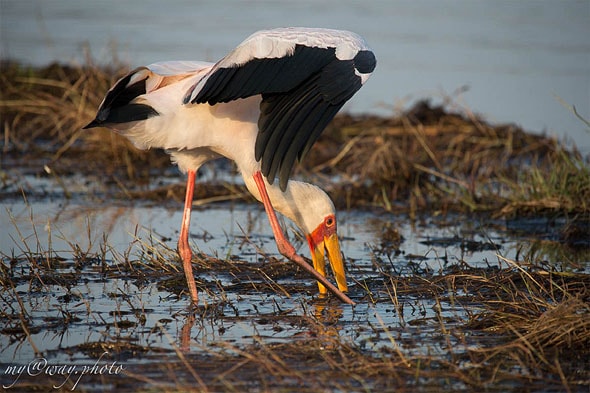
325 216 335 227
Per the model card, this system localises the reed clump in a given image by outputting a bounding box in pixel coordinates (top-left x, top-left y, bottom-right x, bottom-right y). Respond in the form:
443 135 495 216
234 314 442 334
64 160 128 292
311 102 589 218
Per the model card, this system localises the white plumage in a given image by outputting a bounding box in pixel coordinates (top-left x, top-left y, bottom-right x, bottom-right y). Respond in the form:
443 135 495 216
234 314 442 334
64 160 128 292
85 27 376 305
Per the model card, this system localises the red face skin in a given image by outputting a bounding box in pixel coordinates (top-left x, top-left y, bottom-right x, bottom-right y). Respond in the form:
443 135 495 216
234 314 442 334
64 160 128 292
306 214 347 294
307 215 337 250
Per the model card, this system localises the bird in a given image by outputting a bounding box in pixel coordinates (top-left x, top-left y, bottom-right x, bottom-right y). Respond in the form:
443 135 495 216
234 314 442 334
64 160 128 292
84 27 376 305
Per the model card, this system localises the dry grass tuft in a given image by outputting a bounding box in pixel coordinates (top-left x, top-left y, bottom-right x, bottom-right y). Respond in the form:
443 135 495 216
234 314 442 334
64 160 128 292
308 102 589 217
1 60 168 183
460 265 590 391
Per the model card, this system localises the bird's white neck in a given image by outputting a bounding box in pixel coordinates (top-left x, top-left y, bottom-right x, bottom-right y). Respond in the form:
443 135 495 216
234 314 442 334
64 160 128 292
242 172 334 236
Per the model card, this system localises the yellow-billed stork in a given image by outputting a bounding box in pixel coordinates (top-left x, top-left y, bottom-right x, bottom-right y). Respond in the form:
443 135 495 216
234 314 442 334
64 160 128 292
85 27 376 305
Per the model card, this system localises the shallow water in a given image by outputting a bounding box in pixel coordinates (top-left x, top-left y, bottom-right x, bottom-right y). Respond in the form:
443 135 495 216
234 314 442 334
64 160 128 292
1 161 588 391
0 190 578 363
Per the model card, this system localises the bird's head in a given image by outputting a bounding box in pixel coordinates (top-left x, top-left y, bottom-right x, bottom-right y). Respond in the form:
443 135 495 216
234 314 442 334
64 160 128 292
281 182 348 295
305 213 348 295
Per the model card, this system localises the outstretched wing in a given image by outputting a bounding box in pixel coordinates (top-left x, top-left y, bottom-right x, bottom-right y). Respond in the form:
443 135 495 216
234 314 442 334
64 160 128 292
185 27 376 190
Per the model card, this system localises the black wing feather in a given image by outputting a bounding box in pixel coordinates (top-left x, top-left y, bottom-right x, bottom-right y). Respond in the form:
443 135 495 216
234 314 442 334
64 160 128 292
274 96 325 188
84 68 158 128
318 60 362 104
255 58 363 190
256 93 291 160
272 95 344 190
261 76 324 182
192 45 334 104
191 42 372 191
264 93 321 182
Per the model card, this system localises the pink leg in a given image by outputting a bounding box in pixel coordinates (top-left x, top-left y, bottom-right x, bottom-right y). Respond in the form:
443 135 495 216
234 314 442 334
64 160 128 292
252 172 354 305
178 169 199 304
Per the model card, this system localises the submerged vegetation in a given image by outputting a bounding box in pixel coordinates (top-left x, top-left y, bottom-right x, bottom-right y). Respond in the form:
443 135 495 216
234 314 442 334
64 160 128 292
1 61 589 392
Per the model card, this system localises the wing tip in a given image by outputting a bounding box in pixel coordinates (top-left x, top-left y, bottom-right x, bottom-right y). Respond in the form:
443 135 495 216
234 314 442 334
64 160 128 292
354 50 377 75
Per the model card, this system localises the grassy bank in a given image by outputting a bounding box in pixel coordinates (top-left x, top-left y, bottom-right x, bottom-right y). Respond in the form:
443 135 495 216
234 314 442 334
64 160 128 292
1 61 589 219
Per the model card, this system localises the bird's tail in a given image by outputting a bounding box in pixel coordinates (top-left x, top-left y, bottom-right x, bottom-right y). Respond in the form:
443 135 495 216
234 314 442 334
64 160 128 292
84 67 159 129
